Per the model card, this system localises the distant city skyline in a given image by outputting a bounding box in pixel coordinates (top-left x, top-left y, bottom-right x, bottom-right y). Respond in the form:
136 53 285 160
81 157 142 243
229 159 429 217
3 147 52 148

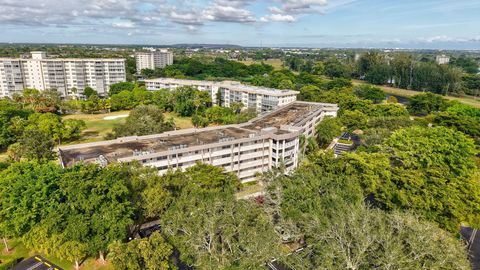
1 0 480 50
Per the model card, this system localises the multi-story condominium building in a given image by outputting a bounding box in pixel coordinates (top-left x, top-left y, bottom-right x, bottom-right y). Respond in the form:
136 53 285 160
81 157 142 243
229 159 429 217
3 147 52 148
0 51 126 98
58 101 338 183
135 50 173 74
145 78 298 112
436 54 450 65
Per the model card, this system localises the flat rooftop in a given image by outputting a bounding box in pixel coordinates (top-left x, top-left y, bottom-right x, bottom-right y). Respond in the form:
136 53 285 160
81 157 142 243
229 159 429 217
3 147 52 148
60 126 256 167
243 102 335 131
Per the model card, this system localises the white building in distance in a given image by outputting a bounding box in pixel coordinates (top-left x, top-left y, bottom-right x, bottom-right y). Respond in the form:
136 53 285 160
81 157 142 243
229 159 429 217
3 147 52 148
58 101 339 182
436 55 450 65
135 49 173 74
0 51 126 97
145 78 298 112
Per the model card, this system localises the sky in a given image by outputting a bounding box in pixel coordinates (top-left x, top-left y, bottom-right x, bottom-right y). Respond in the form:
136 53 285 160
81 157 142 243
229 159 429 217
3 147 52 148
1 0 480 49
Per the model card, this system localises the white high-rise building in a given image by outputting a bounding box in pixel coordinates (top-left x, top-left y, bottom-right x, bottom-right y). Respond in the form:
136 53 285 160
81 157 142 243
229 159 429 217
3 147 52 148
135 49 173 74
0 51 126 97
436 55 450 65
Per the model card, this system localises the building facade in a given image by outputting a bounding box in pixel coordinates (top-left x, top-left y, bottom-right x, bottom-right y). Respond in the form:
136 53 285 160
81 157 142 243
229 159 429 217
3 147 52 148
145 78 298 112
58 101 338 183
436 55 450 65
0 51 126 98
135 50 173 74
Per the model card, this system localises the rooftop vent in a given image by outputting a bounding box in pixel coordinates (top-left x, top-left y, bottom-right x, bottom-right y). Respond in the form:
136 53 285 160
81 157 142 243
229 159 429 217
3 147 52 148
168 144 188 151
219 137 235 143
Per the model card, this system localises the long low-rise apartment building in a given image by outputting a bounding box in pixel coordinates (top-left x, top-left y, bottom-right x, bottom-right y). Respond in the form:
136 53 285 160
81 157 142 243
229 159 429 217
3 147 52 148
58 101 338 182
0 51 126 97
145 78 298 112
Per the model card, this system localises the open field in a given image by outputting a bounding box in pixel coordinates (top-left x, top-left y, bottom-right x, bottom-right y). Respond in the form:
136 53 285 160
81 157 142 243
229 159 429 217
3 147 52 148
62 111 130 144
163 112 195 129
0 239 114 270
62 111 194 145
240 59 284 70
352 80 480 108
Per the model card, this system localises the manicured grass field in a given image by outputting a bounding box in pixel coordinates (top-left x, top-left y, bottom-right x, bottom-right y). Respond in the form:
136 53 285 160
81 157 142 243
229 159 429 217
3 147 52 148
240 59 284 70
62 111 194 144
62 111 130 144
352 80 480 108
0 239 114 270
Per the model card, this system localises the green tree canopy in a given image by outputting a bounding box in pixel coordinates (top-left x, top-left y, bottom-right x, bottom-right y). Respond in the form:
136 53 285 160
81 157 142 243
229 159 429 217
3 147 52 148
359 126 480 232
83 86 97 98
162 193 280 269
109 82 135 96
110 105 175 138
407 92 451 115
109 232 175 270
354 84 386 103
285 206 470 270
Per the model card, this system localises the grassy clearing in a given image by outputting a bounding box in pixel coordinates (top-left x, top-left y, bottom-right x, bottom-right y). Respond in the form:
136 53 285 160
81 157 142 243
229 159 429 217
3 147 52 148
352 80 480 108
62 111 194 144
164 112 195 130
62 111 130 144
235 181 264 199
0 239 114 270
240 59 284 70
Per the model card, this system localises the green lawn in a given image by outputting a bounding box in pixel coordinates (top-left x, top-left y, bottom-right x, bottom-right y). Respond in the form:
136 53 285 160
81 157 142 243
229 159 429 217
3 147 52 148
352 80 480 108
1 239 114 270
240 59 284 70
62 111 130 144
62 111 194 145
164 112 195 129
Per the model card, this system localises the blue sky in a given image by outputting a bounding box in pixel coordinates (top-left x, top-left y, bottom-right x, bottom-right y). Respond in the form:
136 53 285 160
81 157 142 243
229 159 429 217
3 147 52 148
1 0 480 49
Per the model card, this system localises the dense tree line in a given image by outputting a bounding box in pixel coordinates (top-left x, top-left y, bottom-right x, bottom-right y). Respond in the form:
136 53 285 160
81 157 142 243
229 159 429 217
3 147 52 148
262 150 473 269
355 52 479 96
0 100 86 160
0 161 280 269
141 57 274 80
281 51 479 97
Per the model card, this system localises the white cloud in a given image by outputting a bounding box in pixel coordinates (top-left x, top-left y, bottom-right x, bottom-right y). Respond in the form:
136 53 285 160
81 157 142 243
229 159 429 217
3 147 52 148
261 14 296 22
112 21 135 29
202 1 256 23
273 0 328 14
0 0 319 34
419 35 480 43
169 10 203 25
268 6 284 14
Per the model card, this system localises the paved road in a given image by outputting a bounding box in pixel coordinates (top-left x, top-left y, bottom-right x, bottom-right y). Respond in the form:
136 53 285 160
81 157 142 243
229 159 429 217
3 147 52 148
461 226 480 270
